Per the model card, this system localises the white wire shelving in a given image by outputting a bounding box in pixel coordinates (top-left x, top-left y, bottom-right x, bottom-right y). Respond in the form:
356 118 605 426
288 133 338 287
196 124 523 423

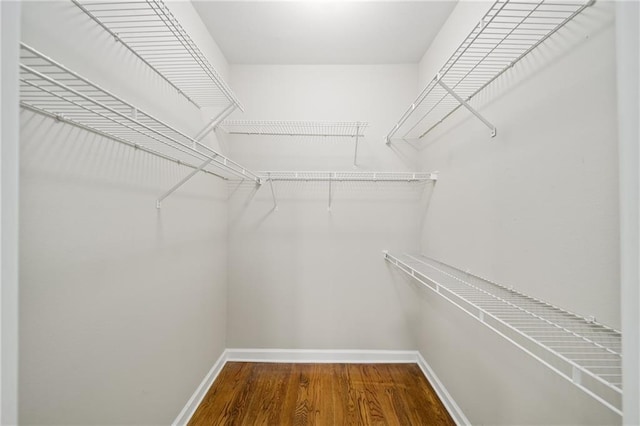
258 172 436 211
386 0 593 143
219 120 369 166
19 43 262 208
219 121 367 138
384 252 622 415
260 171 435 182
72 0 242 113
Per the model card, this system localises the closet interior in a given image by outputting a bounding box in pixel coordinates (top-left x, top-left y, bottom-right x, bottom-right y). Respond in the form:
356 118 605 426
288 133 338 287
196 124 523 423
8 0 635 424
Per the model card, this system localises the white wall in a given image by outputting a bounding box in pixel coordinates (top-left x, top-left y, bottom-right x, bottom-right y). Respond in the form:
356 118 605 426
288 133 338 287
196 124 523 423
393 1 621 424
418 1 619 330
19 1 231 423
1 1 21 424
616 1 640 424
225 64 425 350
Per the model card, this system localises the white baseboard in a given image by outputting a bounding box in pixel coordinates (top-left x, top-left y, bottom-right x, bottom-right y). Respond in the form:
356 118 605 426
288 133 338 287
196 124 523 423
173 348 468 426
225 348 418 364
416 351 470 426
172 350 228 426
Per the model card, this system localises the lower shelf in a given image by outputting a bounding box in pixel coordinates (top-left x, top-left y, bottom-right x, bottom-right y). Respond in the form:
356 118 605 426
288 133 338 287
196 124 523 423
383 252 622 415
260 171 437 182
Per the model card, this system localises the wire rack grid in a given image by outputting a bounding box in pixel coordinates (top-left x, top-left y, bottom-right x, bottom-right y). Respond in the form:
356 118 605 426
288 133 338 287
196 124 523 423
384 252 622 415
260 171 437 182
19 43 260 184
387 0 593 142
219 121 369 138
72 0 242 110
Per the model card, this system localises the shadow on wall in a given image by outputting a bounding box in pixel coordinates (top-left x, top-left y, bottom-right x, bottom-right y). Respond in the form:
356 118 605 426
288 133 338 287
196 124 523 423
386 139 423 168
20 110 229 205
385 264 429 345
417 183 436 243
227 180 262 229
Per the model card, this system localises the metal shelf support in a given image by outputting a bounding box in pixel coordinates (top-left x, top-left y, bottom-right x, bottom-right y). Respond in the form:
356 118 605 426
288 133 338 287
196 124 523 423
268 173 278 211
157 102 241 208
253 171 435 211
194 103 237 142
436 75 497 138
156 157 215 209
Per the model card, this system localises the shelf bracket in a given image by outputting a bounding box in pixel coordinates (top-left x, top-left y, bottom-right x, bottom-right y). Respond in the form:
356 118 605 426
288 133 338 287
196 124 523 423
436 75 497 138
193 102 237 143
156 156 215 209
268 173 278 211
156 102 237 207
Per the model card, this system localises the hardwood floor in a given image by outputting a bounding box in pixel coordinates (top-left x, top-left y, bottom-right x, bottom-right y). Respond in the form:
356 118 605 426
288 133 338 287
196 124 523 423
188 362 455 426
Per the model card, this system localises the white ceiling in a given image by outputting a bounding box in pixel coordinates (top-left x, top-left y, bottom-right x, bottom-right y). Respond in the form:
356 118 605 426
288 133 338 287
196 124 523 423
192 1 457 65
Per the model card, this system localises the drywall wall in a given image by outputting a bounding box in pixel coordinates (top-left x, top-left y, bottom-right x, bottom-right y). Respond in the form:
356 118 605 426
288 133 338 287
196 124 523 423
417 0 620 332
392 1 621 424
19 2 231 424
1 1 21 424
616 1 640 423
225 65 424 349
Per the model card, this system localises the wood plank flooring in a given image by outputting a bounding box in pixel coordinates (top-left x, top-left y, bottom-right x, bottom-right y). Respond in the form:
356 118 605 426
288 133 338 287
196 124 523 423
188 362 455 426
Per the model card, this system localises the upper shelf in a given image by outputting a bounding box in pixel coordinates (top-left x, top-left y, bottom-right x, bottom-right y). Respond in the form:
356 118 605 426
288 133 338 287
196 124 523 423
72 0 242 111
19 43 260 185
386 0 592 143
384 252 622 415
219 121 368 138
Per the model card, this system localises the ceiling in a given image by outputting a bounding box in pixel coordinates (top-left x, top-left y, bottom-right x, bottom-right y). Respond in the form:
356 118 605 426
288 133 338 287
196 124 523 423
192 1 457 65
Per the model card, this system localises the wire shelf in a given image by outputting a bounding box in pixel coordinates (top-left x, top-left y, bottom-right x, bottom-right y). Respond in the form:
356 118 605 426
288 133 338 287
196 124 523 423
72 0 242 110
384 252 622 415
219 121 368 138
386 0 592 142
19 43 260 184
260 171 437 182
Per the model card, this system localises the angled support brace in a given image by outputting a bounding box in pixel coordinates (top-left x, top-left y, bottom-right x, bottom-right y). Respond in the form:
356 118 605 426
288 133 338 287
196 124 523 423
193 102 237 143
436 75 497 137
157 103 238 208
268 173 278 211
156 156 215 209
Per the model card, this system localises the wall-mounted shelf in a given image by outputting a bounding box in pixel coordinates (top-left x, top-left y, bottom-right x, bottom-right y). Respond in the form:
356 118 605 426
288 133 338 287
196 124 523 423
261 171 435 182
386 0 593 143
219 120 369 166
384 252 622 415
219 121 367 138
72 0 242 113
260 172 436 211
19 43 261 208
